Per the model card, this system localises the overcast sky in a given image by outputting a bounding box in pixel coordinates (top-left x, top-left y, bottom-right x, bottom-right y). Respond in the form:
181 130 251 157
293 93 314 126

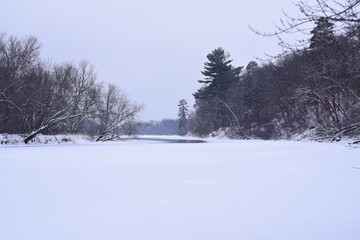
1 0 309 121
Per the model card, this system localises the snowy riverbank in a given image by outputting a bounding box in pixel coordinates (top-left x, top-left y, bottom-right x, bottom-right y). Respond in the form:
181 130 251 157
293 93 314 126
0 134 92 145
1 133 359 147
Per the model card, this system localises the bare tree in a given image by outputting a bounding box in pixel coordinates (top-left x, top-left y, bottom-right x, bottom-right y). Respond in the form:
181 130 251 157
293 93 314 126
67 61 100 133
0 32 144 143
95 84 142 141
22 62 100 142
0 33 40 133
23 63 79 143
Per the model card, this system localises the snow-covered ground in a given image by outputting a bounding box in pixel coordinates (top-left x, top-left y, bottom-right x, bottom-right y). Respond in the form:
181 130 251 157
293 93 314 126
1 138 360 240
0 133 92 145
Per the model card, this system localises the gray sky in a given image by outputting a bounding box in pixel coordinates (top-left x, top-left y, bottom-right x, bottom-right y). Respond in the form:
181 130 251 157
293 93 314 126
1 0 305 121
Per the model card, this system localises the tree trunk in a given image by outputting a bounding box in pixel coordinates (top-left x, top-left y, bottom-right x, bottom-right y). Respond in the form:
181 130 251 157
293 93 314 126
24 125 48 144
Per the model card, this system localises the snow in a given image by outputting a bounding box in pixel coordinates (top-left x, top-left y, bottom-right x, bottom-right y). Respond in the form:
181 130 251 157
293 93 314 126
0 134 92 145
0 134 23 145
1 138 360 240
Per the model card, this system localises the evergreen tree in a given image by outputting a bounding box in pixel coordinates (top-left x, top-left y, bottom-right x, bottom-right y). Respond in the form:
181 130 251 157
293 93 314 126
310 17 335 49
178 99 189 136
192 48 242 134
246 61 258 71
194 47 241 101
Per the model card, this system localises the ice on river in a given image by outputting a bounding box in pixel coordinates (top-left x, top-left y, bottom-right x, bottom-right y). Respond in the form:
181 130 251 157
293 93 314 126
1 138 360 240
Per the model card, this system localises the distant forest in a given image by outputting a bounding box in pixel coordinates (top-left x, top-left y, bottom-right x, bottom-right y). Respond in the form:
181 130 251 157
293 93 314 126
138 119 179 135
181 0 360 140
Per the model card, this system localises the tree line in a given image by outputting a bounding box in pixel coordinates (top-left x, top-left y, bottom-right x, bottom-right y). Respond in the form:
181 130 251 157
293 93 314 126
138 119 180 135
185 1 360 140
0 33 142 143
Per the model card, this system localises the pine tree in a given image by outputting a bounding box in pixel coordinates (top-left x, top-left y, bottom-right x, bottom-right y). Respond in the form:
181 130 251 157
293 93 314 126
194 47 241 101
192 48 242 134
178 99 189 136
310 17 335 49
246 61 258 71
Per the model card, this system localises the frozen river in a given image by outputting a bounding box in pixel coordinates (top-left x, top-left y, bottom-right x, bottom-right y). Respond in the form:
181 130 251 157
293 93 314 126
1 138 360 240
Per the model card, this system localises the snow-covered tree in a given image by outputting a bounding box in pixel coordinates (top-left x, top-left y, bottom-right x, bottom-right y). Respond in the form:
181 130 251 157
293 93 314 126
95 84 142 141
